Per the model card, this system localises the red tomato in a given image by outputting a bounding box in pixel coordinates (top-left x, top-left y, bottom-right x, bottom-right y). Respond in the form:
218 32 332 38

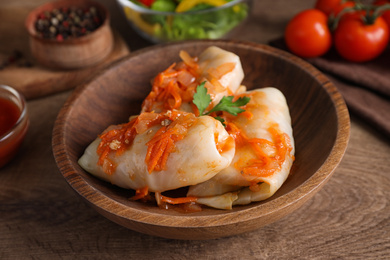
140 0 155 7
334 15 389 62
332 1 356 16
285 9 332 58
315 0 342 15
374 0 390 29
315 0 356 17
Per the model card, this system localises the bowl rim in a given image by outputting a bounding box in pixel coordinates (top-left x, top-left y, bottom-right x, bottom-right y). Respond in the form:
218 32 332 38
25 0 111 44
0 85 28 142
52 39 350 229
116 0 250 15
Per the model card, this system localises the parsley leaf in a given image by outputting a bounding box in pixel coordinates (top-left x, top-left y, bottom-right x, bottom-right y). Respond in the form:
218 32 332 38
214 116 226 126
207 96 250 116
193 82 251 124
193 82 211 116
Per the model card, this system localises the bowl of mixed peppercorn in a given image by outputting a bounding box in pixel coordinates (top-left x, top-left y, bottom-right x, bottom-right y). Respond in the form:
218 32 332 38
116 0 252 43
25 0 113 70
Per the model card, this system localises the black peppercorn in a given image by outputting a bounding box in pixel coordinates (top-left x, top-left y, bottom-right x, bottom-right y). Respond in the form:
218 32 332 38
34 5 103 41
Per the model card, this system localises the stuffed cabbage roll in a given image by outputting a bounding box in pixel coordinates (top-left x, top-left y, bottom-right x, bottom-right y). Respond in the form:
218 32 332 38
188 88 295 209
141 46 244 114
78 110 235 194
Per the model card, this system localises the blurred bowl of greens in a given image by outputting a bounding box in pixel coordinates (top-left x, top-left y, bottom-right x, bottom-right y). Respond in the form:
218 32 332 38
116 0 252 43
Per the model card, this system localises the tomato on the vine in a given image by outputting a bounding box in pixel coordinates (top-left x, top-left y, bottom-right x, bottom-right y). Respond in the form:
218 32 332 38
315 0 352 16
331 1 356 16
334 14 389 62
375 0 390 28
315 0 340 15
285 9 332 58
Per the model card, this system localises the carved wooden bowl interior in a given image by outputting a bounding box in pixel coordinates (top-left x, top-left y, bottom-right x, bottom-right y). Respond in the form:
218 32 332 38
52 40 350 240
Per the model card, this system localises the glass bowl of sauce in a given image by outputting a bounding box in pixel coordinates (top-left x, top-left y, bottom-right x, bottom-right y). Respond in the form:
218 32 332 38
0 85 29 168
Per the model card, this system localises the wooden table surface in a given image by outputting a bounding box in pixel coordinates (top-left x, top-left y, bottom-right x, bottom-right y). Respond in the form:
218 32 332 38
1 0 390 259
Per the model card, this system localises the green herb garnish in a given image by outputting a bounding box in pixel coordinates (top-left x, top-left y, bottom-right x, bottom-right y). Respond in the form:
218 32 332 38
208 96 250 116
193 82 211 116
193 81 250 125
131 0 250 41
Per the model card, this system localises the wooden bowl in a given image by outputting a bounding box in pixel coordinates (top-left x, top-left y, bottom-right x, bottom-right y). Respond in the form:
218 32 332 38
25 0 113 70
52 40 350 240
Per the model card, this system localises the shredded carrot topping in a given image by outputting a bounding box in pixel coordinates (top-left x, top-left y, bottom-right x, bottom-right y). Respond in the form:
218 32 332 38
225 122 247 147
160 194 198 205
142 52 200 112
240 110 253 120
97 110 196 175
131 188 198 206
130 186 149 201
145 112 196 173
226 121 293 178
142 51 238 114
97 117 139 175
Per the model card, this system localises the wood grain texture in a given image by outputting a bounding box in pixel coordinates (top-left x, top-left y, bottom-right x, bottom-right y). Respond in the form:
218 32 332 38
1 0 390 258
52 40 349 240
2 103 389 258
0 31 129 100
0 2 129 100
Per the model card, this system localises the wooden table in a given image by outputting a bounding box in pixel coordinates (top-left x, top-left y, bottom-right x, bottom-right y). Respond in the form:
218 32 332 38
1 0 390 258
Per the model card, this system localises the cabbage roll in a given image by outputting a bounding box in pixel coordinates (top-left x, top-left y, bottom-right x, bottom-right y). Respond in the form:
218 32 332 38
188 88 295 208
141 46 244 113
78 110 235 193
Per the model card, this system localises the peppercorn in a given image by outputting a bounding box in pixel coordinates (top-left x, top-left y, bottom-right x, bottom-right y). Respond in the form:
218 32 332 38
34 5 103 41
0 50 32 70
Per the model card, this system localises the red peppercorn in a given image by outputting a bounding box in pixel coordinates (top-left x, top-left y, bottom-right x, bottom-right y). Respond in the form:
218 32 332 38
34 5 103 41
56 34 64 42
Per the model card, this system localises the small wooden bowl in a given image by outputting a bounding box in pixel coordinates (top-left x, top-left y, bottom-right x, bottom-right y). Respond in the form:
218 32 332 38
52 40 350 240
25 0 113 70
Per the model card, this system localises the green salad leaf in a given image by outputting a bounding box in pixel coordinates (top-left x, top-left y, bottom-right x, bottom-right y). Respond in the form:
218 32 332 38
130 0 250 41
150 0 176 12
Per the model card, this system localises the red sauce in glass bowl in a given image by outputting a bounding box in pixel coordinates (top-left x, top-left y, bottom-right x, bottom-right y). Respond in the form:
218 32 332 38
0 98 21 136
0 85 29 168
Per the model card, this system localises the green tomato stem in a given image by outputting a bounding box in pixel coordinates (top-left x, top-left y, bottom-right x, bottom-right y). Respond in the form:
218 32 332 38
329 3 390 30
